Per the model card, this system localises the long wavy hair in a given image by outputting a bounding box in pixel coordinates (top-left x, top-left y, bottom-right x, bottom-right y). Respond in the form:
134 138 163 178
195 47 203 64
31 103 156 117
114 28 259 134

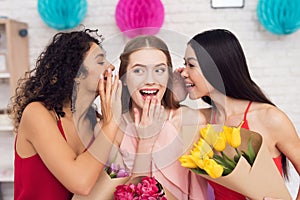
119 35 180 113
189 29 288 178
9 29 101 132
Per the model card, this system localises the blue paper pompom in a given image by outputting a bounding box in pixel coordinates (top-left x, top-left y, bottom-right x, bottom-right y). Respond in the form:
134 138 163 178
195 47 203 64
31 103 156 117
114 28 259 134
38 0 87 30
257 0 300 35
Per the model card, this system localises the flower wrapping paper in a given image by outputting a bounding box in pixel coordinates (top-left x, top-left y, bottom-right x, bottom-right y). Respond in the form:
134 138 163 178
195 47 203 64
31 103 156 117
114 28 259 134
181 125 292 200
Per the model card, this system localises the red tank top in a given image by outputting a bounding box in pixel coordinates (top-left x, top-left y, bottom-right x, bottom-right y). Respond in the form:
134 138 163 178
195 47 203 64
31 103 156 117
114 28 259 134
14 119 73 200
208 101 283 200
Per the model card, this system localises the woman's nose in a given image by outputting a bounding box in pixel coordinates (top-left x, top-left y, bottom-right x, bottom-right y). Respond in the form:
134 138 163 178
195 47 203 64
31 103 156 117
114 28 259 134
144 71 155 85
181 68 189 78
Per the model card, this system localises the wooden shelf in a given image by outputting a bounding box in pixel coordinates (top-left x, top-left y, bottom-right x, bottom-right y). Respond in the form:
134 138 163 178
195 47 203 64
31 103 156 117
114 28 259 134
0 128 15 182
0 167 14 182
0 125 13 132
0 114 13 132
0 18 29 97
0 18 28 184
0 72 10 79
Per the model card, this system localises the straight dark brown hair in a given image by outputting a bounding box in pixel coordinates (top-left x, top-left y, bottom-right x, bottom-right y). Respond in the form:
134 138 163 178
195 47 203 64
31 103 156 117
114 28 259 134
189 29 288 179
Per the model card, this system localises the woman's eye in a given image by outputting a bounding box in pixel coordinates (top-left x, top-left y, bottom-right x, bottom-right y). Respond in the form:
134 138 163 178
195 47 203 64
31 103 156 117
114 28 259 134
155 68 166 73
186 62 195 68
133 68 144 74
98 62 105 65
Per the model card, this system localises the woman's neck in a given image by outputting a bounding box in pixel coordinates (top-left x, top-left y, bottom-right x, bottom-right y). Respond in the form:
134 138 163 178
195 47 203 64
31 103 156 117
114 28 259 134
73 90 96 123
210 93 249 124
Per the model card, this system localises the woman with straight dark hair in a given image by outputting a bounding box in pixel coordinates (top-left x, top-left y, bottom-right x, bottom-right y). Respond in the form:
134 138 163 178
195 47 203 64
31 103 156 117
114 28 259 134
177 29 300 200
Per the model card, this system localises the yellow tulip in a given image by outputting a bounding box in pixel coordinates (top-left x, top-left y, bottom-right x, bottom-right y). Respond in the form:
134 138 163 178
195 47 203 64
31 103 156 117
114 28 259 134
193 138 214 158
191 154 206 169
213 131 226 152
200 124 210 139
200 124 216 145
200 124 226 152
203 158 224 179
179 155 198 168
224 123 242 148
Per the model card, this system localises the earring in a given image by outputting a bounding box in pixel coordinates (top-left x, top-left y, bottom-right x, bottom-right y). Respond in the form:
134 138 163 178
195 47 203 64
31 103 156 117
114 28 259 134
74 78 80 85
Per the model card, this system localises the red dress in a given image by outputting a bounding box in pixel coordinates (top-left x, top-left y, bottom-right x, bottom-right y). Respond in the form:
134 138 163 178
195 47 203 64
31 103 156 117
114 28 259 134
208 101 283 200
14 119 73 200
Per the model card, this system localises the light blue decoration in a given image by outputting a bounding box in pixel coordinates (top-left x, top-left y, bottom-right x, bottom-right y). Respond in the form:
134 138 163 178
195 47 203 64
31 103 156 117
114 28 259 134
38 0 87 30
257 0 300 35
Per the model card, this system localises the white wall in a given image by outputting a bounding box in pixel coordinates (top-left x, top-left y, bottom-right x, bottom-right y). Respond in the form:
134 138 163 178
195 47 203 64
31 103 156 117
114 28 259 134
0 0 299 199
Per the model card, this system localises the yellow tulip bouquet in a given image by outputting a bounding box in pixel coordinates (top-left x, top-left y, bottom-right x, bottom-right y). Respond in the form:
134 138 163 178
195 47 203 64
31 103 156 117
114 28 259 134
179 123 255 179
179 124 292 200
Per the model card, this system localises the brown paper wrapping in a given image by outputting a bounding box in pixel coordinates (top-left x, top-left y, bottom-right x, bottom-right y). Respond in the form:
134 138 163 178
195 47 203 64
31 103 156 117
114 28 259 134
181 125 292 200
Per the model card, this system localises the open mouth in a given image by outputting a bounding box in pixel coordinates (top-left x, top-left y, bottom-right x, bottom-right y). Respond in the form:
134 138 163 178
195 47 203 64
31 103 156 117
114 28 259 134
185 83 195 88
139 89 159 98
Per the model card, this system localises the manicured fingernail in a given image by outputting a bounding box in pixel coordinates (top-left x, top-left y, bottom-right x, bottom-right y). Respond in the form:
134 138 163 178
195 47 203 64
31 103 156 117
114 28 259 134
99 74 103 80
107 68 111 73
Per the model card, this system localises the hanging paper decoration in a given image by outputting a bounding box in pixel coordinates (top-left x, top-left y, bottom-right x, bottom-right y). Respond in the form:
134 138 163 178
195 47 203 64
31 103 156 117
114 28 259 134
115 0 165 38
38 0 87 30
257 0 300 35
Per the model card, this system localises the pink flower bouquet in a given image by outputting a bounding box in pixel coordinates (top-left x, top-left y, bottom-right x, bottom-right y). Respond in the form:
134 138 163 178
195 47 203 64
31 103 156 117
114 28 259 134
114 176 166 200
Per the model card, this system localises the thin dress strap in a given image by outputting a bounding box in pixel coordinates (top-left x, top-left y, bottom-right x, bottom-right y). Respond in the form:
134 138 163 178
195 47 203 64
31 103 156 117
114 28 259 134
241 101 252 129
243 101 252 121
53 109 60 121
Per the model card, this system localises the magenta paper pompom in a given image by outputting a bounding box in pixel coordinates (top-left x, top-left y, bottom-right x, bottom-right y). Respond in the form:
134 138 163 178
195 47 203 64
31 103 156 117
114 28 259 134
115 0 165 38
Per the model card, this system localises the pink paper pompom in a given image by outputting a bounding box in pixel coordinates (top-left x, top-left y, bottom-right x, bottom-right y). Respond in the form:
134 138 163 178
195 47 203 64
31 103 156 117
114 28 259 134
115 0 165 38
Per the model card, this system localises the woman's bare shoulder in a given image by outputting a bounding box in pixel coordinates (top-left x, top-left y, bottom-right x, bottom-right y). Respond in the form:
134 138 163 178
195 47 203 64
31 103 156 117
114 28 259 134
20 102 57 135
250 103 294 133
23 101 49 115
251 103 286 124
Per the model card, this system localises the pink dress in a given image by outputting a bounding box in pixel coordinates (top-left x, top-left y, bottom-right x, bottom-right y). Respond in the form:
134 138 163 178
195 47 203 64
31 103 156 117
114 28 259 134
119 112 207 199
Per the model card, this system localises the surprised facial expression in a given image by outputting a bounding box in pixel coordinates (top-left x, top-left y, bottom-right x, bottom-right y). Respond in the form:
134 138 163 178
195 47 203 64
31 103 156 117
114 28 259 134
125 48 169 109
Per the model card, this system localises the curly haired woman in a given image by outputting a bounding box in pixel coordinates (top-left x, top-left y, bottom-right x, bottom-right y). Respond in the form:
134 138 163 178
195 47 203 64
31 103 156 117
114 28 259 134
9 29 122 200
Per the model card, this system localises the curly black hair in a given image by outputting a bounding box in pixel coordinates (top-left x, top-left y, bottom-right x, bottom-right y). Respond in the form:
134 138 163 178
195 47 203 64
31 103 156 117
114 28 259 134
9 29 102 131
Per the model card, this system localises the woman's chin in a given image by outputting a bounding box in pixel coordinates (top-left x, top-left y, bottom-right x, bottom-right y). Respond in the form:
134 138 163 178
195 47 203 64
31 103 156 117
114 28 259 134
188 93 200 100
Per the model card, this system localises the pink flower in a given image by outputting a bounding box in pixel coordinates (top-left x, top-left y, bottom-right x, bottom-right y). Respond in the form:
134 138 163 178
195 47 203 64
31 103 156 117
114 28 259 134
114 176 166 200
114 183 136 200
135 177 159 197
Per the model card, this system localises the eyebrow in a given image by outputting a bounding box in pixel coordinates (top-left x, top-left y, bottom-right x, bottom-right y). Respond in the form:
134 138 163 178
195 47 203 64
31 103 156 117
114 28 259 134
95 53 105 59
185 57 197 62
131 63 167 68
